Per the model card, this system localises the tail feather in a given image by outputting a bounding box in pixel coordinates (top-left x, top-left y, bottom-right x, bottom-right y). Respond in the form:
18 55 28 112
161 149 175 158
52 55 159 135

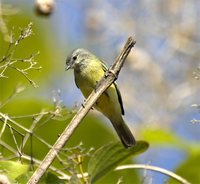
111 117 136 148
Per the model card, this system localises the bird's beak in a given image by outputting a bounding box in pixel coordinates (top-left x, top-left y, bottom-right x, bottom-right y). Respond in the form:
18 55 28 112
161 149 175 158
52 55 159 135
65 64 71 71
65 57 72 71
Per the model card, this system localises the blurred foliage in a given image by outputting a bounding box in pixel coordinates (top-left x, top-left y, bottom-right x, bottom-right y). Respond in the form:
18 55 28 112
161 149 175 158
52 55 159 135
0 17 54 110
142 128 200 153
0 22 41 89
16 170 65 184
0 0 200 183
142 128 200 184
0 161 29 181
175 152 200 184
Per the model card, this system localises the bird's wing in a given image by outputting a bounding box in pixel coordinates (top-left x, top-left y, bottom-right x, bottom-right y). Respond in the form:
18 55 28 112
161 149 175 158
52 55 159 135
74 72 80 89
113 82 125 115
100 59 125 115
100 59 108 72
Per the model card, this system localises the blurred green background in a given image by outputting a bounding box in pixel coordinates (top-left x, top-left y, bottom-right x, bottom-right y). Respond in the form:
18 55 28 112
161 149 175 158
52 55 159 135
0 0 200 183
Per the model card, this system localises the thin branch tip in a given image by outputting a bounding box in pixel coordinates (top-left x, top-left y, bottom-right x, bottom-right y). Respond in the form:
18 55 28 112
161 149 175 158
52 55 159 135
127 36 136 46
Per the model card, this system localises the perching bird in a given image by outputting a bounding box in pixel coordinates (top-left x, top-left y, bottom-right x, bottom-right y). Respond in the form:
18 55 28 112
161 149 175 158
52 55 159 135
66 48 136 148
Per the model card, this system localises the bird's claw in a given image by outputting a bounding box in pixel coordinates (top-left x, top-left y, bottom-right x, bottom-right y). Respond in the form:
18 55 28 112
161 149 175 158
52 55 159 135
82 100 94 110
105 69 117 80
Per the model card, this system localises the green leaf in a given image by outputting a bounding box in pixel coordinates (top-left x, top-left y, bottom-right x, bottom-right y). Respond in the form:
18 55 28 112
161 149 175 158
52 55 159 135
16 171 65 184
0 161 29 180
43 172 65 184
15 171 33 184
142 128 183 145
68 175 82 184
88 141 149 183
171 152 200 184
142 128 200 154
141 128 189 149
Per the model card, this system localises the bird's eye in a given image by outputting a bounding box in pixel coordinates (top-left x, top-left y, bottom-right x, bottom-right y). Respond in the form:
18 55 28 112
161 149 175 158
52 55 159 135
72 56 77 60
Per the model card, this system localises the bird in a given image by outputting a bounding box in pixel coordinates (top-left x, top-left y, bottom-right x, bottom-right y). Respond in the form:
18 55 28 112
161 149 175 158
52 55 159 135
66 48 136 148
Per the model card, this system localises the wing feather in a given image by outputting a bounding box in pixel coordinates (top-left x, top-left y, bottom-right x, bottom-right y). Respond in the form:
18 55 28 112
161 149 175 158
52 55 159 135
100 60 125 115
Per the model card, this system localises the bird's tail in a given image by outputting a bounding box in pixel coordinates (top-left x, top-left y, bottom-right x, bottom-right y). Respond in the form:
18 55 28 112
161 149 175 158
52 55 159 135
110 116 136 148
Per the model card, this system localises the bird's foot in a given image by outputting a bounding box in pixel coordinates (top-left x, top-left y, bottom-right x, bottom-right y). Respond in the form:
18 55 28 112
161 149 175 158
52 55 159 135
105 68 117 80
82 100 94 110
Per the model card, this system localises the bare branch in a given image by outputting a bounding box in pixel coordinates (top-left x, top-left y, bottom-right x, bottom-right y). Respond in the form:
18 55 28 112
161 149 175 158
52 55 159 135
27 37 136 184
0 23 41 87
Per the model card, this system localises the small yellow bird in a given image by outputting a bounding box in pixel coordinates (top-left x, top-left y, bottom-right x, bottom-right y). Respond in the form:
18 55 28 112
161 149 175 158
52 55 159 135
66 48 136 148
